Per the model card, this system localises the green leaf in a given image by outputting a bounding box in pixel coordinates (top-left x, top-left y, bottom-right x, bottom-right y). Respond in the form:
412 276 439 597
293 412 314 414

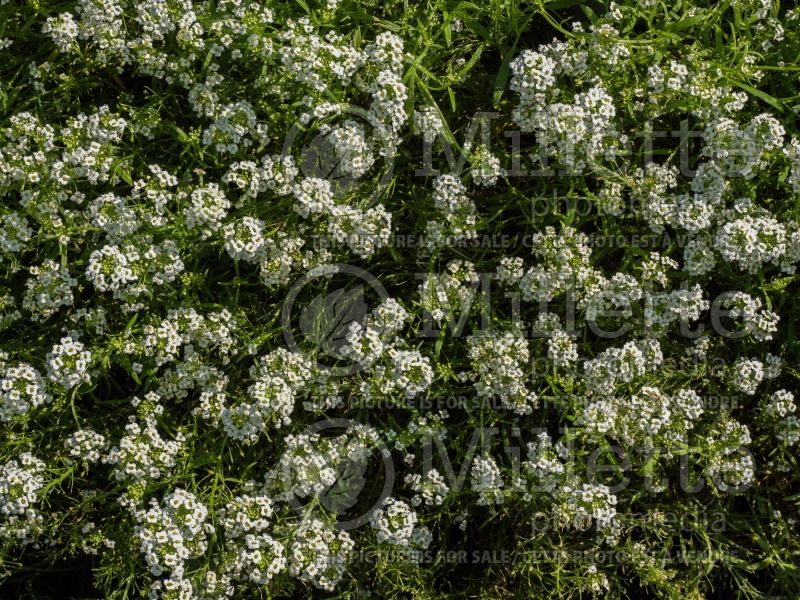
579 4 599 24
761 275 799 292
455 44 485 80
665 13 707 32
319 457 368 514
299 286 367 358
492 43 518 108
728 79 784 111
545 0 585 9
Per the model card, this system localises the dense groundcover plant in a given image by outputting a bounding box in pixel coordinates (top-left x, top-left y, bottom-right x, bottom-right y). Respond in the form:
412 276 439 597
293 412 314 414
1 0 800 597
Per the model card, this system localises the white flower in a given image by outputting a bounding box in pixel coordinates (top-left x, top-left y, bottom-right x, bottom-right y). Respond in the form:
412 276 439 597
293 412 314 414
22 260 77 321
731 358 764 396
221 216 264 263
766 390 796 418
554 482 619 545
413 106 444 143
184 183 230 238
292 177 336 219
133 488 210 578
716 215 788 273
371 497 419 546
288 517 354 591
64 429 107 463
105 396 185 484
0 453 46 545
387 349 434 398
46 336 92 389
467 331 537 414
42 13 80 52
405 469 449 506
471 145 502 187
0 362 50 421
547 329 578 368
470 455 504 506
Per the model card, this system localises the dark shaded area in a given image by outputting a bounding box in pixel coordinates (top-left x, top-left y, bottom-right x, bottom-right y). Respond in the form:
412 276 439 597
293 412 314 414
0 556 101 600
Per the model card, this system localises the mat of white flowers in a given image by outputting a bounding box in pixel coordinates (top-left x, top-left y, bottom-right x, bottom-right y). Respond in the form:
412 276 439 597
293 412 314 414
1 0 799 598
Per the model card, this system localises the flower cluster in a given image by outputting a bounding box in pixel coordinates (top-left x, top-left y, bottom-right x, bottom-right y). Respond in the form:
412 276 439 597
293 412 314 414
466 331 538 415
45 336 92 389
405 468 449 507
370 497 431 550
3 1 800 598
0 453 46 545
0 359 50 421
104 396 185 487
220 349 311 443
470 455 505 506
553 483 620 545
425 175 477 249
219 491 286 585
419 259 480 322
63 429 107 463
288 517 355 591
133 488 211 579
